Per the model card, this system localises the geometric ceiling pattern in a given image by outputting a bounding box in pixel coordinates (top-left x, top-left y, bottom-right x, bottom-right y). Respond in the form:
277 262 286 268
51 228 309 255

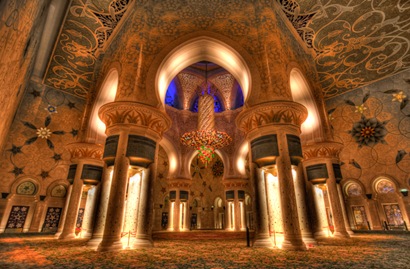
43 0 410 100
278 0 410 98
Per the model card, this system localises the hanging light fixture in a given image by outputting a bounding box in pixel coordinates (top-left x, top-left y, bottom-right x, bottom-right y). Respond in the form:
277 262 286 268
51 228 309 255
180 62 232 166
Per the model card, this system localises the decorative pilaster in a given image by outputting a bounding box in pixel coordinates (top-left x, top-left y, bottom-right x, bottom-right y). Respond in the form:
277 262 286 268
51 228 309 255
303 142 351 238
166 178 192 232
222 178 248 231
236 101 308 251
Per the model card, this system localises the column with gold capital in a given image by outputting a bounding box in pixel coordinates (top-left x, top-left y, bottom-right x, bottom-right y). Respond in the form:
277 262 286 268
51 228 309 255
97 102 171 251
236 101 308 250
302 142 351 238
59 143 104 240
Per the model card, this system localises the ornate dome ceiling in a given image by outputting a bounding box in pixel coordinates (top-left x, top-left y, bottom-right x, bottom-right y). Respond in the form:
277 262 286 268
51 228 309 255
164 62 244 113
39 0 410 100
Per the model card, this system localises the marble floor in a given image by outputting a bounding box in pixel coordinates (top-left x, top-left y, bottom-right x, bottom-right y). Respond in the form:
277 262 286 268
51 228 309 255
0 232 409 268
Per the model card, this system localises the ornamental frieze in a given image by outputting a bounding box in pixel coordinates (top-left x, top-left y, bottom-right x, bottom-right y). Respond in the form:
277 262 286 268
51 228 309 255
222 179 248 189
167 178 192 190
236 101 307 134
98 102 171 136
302 142 343 160
66 143 104 161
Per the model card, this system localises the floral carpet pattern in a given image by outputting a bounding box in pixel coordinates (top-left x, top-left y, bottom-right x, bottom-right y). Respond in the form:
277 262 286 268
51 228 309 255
0 233 409 268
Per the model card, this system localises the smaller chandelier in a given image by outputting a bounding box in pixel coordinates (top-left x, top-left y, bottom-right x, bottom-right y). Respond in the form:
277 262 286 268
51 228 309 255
180 63 231 166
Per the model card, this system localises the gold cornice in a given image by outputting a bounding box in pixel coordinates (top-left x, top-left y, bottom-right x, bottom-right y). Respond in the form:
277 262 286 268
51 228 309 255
66 142 104 161
236 101 308 135
98 101 171 137
167 178 192 190
222 178 248 189
302 141 344 160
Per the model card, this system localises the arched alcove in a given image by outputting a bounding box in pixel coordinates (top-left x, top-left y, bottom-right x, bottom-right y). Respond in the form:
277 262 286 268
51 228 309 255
85 68 119 144
289 69 324 145
156 37 251 107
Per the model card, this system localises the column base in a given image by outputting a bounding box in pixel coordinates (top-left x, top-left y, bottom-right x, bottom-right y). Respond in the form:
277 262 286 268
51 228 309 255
97 237 124 252
301 232 317 248
82 231 93 239
281 239 307 251
59 232 76 240
333 231 350 238
54 231 62 238
87 236 102 250
253 233 273 248
314 230 329 239
132 235 153 248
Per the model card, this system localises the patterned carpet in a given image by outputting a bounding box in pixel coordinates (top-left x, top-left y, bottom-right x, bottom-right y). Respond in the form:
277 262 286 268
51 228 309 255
0 233 409 269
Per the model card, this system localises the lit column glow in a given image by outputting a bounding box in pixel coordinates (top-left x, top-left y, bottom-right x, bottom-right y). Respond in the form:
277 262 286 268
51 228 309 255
314 185 331 237
266 172 284 248
230 202 235 230
239 201 245 230
122 171 141 248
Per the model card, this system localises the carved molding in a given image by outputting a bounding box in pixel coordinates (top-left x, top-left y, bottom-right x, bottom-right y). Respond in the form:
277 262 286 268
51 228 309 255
236 101 307 134
302 141 344 160
66 142 104 161
222 178 248 189
167 178 192 190
98 101 171 136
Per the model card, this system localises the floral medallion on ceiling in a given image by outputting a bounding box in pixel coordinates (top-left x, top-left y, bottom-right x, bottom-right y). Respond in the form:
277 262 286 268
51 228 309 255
326 71 409 183
44 0 132 98
278 0 410 99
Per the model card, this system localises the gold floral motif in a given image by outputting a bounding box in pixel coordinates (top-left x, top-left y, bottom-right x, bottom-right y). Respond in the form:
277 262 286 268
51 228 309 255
66 143 104 160
36 127 52 139
236 101 307 134
392 91 407 102
302 142 343 160
98 102 171 135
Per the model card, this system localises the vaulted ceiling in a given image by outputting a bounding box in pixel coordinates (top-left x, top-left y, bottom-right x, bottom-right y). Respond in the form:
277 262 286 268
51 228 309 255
42 0 410 100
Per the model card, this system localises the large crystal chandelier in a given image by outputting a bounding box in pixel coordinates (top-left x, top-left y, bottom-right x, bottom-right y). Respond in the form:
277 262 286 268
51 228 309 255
180 63 232 166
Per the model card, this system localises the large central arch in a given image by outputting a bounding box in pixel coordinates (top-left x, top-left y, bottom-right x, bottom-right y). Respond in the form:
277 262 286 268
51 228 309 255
155 36 252 106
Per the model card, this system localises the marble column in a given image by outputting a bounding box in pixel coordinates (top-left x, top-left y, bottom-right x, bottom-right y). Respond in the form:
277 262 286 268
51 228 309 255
133 170 153 248
337 184 354 235
98 129 130 251
81 185 99 238
54 185 73 238
59 162 84 239
324 159 350 238
265 171 284 247
276 131 306 250
87 166 113 248
293 164 316 247
310 184 329 238
253 169 273 247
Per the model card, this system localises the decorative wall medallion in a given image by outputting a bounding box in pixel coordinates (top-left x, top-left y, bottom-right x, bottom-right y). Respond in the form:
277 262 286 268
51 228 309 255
16 181 37 195
212 160 224 177
346 183 362 197
51 185 67 198
376 179 395 194
348 115 388 148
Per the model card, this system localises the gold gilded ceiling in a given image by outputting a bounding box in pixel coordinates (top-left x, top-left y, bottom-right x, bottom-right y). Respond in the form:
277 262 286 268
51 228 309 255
44 0 132 98
278 0 410 98
43 0 410 100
